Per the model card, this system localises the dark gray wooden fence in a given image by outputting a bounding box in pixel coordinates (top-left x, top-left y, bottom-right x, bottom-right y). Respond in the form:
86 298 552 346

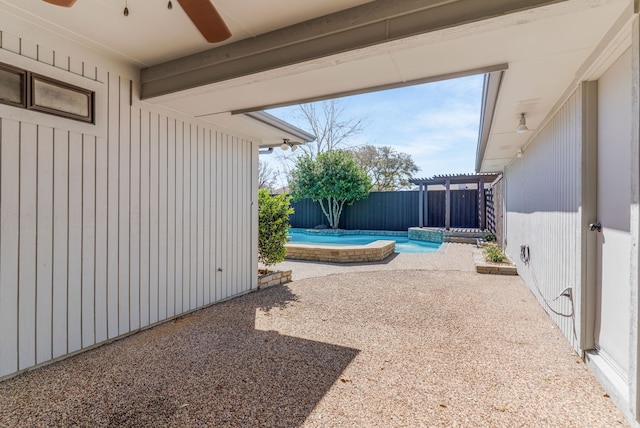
289 190 481 231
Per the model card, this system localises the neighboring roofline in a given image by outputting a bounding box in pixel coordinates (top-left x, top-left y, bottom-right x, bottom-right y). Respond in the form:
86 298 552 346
243 111 316 144
475 69 506 172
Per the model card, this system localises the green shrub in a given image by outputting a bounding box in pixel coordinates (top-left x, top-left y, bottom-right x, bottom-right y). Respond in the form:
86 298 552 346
484 244 506 264
484 232 496 242
258 189 294 267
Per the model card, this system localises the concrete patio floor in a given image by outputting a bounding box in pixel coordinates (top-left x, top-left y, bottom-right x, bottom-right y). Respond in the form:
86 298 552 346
0 244 628 427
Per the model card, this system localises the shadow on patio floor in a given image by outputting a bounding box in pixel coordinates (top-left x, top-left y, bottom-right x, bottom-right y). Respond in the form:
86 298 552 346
0 286 359 427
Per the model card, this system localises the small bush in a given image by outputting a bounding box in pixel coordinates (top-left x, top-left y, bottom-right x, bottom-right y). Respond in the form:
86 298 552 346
258 189 294 267
484 232 496 242
484 244 507 264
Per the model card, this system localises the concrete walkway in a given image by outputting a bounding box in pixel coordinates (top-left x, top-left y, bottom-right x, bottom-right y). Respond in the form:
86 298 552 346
0 244 628 427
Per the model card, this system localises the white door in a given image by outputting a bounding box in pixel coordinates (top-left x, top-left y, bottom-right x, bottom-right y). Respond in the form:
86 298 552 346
593 47 632 380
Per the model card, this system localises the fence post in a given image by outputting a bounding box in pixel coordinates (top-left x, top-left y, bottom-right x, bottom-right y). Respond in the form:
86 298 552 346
424 186 429 228
418 184 424 228
445 179 451 230
479 178 486 230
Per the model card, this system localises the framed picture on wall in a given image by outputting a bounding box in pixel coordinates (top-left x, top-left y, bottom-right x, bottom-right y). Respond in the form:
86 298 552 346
29 73 94 123
0 63 27 108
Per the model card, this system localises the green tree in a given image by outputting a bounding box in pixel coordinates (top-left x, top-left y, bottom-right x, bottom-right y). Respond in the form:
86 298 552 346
290 150 371 229
258 189 294 267
349 145 419 191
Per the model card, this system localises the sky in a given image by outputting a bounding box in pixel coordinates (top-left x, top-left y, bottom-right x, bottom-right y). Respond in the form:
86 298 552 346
265 73 484 182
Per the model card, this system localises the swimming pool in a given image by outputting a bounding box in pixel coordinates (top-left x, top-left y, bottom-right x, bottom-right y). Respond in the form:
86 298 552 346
288 230 441 254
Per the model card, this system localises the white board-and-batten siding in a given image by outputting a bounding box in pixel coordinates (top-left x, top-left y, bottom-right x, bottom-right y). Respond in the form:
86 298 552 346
0 29 258 379
504 87 584 353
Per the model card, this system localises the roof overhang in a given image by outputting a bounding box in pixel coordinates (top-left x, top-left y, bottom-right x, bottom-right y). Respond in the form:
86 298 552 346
140 0 565 101
243 111 316 147
475 70 506 172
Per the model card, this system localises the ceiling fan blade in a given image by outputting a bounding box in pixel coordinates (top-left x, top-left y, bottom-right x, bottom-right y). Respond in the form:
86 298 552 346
42 0 77 6
177 0 231 43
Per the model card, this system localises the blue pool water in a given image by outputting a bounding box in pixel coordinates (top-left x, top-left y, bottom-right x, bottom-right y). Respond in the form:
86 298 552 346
288 230 440 254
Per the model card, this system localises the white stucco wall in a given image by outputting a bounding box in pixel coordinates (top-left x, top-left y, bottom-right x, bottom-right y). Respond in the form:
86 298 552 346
0 21 258 380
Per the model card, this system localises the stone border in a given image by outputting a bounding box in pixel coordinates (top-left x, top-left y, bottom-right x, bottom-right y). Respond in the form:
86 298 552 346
257 270 292 290
285 240 395 263
472 249 518 275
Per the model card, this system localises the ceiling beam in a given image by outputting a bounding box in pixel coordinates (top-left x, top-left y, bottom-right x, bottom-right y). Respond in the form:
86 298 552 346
141 0 566 99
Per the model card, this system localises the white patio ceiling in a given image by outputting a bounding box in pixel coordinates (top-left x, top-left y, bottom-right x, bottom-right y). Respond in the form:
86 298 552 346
0 0 631 170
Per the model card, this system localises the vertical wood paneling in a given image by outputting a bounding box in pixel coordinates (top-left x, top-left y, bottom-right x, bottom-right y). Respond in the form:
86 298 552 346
0 31 21 53
94 134 108 344
54 52 69 71
232 138 239 296
0 28 260 379
158 116 168 320
238 140 244 293
0 119 20 377
118 78 131 335
240 140 247 291
21 39 38 60
215 132 222 302
197 128 205 307
251 140 258 291
167 119 176 317
504 88 582 352
106 73 119 339
221 136 229 299
190 126 198 309
175 122 184 313
37 45 54 66
129 108 141 331
82 61 97 81
149 113 159 324
36 126 54 364
67 132 83 353
182 123 190 312
81 135 96 348
69 57 83 76
52 128 69 359
18 123 37 370
139 111 150 328
203 130 211 303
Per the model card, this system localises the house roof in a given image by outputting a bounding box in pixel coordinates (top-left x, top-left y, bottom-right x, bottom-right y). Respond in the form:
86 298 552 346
0 0 631 164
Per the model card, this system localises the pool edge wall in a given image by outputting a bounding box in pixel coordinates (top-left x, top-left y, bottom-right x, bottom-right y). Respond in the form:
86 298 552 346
408 227 444 244
285 240 396 263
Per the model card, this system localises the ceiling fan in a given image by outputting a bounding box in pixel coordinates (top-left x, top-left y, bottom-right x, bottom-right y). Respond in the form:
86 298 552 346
42 0 232 43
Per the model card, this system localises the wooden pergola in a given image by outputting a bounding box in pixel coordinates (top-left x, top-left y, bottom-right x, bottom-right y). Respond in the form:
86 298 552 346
409 173 501 230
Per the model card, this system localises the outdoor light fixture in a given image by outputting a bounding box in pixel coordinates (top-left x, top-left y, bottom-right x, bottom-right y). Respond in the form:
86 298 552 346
516 148 523 158
280 139 297 151
516 113 529 133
